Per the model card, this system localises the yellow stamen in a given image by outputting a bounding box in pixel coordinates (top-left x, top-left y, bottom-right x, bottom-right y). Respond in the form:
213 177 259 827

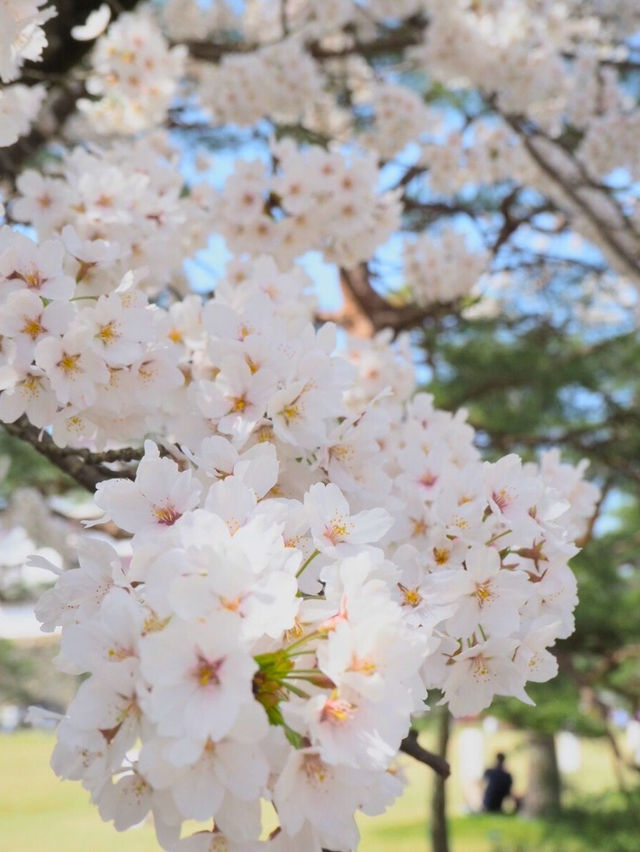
492 489 510 512
21 317 44 340
58 352 81 375
96 321 119 344
433 547 450 565
412 519 427 536
282 403 299 422
23 271 43 289
20 376 41 398
350 655 377 675
472 657 491 679
153 505 181 526
195 656 223 687
302 753 327 783
475 583 492 605
324 517 351 545
107 646 131 661
398 582 422 608
142 613 169 635
320 691 355 725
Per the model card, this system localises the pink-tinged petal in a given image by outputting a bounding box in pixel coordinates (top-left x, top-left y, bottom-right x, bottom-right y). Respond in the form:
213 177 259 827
94 479 154 532
349 507 394 544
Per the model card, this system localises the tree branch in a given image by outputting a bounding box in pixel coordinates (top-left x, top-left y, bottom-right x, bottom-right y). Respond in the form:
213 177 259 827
400 727 451 778
338 264 387 337
3 416 135 492
338 263 460 336
373 299 460 335
575 477 612 549
56 445 144 464
501 110 640 283
184 17 427 65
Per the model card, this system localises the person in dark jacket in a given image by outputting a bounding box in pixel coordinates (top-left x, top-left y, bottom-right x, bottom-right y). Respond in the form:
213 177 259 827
482 752 513 813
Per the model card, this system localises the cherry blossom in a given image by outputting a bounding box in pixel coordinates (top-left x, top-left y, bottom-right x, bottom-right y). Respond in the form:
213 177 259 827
0 0 55 83
94 441 201 535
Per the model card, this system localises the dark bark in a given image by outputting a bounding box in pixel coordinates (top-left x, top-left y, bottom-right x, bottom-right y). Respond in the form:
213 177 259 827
430 709 451 852
3 416 135 492
185 15 427 64
401 727 451 778
337 263 460 337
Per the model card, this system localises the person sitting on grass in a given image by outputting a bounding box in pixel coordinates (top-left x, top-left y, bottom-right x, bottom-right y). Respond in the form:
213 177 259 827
482 752 515 813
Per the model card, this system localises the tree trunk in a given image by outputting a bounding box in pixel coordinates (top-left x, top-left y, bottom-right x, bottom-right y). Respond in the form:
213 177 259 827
604 725 628 793
430 709 451 852
523 731 561 817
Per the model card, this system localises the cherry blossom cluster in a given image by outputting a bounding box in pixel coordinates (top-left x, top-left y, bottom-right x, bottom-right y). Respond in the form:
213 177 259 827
529 450 600 543
162 0 239 42
176 0 640 171
0 0 54 148
11 135 212 293
419 124 534 196
33 404 597 848
380 401 593 716
6 0 640 310
27 253 598 847
0 82 46 148
0 227 193 447
35 446 422 851
0 222 346 453
405 0 640 276
415 0 620 135
0 0 54 83
341 328 415 414
358 81 433 159
214 139 401 268
220 0 427 40
139 0 640 302
403 227 488 307
199 40 324 128
320 330 597 718
160 0 640 294
77 9 186 134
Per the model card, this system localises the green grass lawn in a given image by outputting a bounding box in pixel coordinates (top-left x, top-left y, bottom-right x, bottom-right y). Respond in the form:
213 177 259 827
2 729 638 851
